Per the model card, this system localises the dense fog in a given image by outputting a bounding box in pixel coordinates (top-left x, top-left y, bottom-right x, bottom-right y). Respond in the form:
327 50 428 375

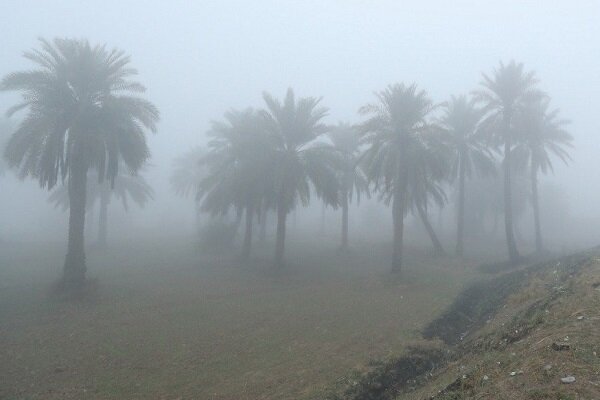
1 1 599 251
2 2 600 399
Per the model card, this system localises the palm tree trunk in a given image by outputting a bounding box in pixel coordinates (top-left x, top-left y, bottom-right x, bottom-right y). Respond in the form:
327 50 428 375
195 201 203 236
242 206 253 260
320 203 326 234
63 160 88 290
259 208 267 241
233 207 243 239
274 202 287 268
417 203 445 255
341 190 349 249
503 136 520 263
87 202 95 242
98 190 109 249
391 189 404 273
456 158 466 256
531 163 543 253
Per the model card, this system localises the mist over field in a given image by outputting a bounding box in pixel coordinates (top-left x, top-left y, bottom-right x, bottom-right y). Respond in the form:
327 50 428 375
1 1 600 399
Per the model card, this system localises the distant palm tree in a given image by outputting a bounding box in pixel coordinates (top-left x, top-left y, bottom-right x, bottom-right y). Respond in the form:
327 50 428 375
360 83 446 271
261 88 339 267
1 38 159 290
474 61 544 264
513 98 573 253
49 171 154 248
170 147 206 233
199 108 272 260
326 122 368 250
439 95 496 256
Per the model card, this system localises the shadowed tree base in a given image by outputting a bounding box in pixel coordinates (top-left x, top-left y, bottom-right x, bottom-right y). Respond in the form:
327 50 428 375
60 253 87 293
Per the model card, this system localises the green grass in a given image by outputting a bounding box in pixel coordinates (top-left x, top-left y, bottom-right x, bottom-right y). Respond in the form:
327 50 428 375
0 235 483 400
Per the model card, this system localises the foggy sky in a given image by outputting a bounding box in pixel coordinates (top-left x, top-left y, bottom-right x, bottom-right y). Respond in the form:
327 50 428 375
1 1 599 241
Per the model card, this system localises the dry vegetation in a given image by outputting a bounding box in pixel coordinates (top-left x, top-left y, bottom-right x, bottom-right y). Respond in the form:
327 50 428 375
330 250 600 400
0 237 482 400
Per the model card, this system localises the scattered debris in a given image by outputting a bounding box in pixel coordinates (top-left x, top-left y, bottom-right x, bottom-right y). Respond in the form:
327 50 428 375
551 342 571 351
561 376 576 384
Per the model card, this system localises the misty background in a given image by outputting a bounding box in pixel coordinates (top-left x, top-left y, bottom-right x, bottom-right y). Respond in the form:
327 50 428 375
1 0 598 249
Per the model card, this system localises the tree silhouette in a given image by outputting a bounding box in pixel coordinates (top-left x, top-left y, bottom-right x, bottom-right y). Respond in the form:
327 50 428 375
326 122 368 250
198 108 272 260
439 95 496 256
360 83 446 271
170 147 206 233
513 97 573 253
1 38 158 291
474 61 544 264
260 88 339 267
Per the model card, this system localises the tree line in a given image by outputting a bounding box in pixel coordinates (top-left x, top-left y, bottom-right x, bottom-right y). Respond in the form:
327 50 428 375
0 38 573 293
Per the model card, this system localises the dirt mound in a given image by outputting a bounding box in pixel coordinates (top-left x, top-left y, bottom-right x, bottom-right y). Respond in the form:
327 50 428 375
330 250 600 400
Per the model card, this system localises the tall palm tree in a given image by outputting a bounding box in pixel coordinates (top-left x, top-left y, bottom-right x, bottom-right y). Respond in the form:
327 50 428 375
326 122 368 250
439 95 496 256
170 147 206 233
473 61 544 264
513 98 573 253
360 83 445 271
261 88 339 267
1 38 159 290
198 108 272 260
49 171 154 248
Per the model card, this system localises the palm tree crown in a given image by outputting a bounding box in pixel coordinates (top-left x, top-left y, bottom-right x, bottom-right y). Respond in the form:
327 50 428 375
261 88 338 212
199 108 271 216
2 38 159 187
326 122 368 204
513 98 573 174
170 147 206 198
440 95 496 180
474 60 545 138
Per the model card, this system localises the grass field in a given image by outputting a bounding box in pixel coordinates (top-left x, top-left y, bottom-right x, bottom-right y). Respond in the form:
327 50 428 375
0 235 484 400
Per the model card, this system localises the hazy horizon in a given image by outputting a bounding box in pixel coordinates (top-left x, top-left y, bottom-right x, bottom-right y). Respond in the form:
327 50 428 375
1 0 599 248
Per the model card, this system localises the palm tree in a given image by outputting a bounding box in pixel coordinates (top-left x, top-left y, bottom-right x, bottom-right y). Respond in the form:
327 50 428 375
1 38 159 290
439 95 496 256
261 88 339 267
360 83 445 271
199 108 272 260
49 171 154 248
326 122 368 250
513 98 573 253
474 61 544 264
170 147 206 233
